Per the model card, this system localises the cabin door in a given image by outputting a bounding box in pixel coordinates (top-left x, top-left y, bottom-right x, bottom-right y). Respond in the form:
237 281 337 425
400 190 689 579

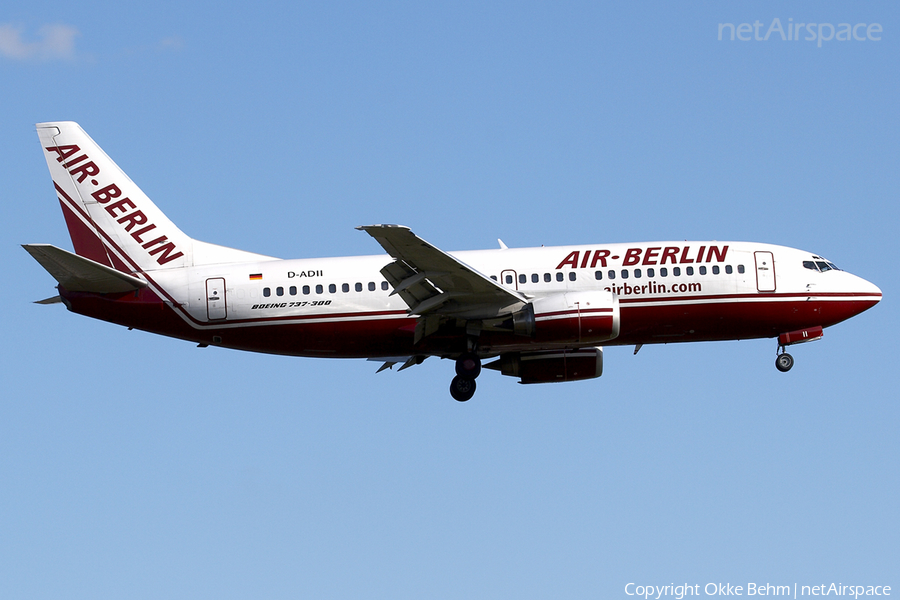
206 278 227 320
754 252 776 292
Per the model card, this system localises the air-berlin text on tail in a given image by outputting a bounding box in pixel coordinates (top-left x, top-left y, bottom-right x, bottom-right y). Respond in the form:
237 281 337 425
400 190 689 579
556 245 729 270
45 144 184 266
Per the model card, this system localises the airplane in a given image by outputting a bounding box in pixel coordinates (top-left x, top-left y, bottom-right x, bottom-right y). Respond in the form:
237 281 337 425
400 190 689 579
24 122 882 401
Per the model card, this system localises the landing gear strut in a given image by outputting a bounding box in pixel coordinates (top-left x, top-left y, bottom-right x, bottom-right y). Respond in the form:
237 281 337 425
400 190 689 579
775 349 794 372
450 352 481 402
774 327 823 373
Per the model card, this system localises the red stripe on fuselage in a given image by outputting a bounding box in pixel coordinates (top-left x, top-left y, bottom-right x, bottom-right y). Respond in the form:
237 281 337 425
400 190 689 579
58 288 880 358
52 182 880 356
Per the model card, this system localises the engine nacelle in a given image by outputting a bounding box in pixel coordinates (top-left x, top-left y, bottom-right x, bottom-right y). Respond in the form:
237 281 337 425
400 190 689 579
527 290 620 344
485 347 604 384
483 291 620 343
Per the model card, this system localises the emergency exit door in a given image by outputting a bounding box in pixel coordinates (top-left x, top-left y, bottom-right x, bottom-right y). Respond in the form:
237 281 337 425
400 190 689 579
206 278 227 320
501 270 518 290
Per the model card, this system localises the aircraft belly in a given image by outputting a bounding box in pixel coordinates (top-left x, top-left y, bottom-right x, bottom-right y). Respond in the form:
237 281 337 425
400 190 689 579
59 285 880 359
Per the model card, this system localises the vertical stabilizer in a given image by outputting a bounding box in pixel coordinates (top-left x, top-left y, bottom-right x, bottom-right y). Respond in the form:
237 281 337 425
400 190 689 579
37 122 192 273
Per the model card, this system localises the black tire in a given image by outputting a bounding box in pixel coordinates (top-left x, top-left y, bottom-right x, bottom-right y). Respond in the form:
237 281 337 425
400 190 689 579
450 376 476 402
775 353 794 372
455 352 482 379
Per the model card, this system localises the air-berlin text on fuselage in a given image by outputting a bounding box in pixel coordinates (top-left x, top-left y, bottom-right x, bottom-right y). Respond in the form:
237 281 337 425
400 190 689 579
45 144 184 266
555 246 729 270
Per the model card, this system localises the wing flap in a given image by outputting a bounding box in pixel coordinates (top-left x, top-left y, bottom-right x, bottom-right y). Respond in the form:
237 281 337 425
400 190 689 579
23 244 148 293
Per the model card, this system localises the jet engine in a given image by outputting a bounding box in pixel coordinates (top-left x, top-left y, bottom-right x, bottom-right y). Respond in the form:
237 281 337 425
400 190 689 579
492 290 620 343
485 347 604 384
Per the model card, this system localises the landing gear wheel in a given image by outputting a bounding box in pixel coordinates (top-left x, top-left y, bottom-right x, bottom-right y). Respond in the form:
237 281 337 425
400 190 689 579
450 376 477 402
455 352 482 379
775 353 794 372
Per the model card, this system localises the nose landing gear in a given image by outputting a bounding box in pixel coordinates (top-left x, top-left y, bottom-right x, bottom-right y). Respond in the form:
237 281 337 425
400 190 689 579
774 326 824 373
775 351 794 372
450 352 481 402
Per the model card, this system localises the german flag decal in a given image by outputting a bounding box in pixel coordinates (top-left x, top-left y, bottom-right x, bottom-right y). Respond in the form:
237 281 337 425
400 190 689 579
249 273 262 280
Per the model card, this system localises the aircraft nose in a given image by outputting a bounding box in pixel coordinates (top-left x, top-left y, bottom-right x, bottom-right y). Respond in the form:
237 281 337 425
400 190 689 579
859 276 882 300
851 273 882 312
829 273 882 324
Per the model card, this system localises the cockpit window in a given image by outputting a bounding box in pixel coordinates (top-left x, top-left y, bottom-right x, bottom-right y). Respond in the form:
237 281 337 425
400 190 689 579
804 258 840 272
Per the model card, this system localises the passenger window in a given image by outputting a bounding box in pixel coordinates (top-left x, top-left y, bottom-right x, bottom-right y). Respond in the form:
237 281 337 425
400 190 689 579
660 267 668 277
712 266 719 275
595 271 603 280
263 287 271 297
725 265 732 274
621 269 629 279
634 268 642 279
328 284 336 293
531 273 539 283
316 284 324 294
686 267 694 276
381 281 389 291
491 275 497 281
608 270 616 280
368 282 376 291
647 268 655 277
544 273 551 282
699 266 706 275
519 274 527 284
355 283 362 292
556 272 564 282
303 285 310 295
290 286 297 295
673 267 681 276
341 283 349 293
569 272 576 281
738 265 745 274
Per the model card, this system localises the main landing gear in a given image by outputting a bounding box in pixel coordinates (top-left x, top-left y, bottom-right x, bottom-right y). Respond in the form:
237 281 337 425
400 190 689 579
450 352 481 402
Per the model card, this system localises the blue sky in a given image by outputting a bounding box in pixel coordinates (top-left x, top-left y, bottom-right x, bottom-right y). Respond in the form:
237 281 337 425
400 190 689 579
2 2 897 598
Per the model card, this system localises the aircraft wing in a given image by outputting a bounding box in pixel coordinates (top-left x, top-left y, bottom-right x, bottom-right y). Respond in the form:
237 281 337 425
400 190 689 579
23 244 148 293
357 225 526 320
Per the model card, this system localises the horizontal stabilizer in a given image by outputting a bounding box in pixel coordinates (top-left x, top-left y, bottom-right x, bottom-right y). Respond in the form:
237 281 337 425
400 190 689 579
23 244 148 293
35 295 63 305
